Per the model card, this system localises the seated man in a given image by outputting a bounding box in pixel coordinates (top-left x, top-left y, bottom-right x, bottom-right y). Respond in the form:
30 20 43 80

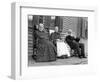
50 26 70 58
65 29 86 58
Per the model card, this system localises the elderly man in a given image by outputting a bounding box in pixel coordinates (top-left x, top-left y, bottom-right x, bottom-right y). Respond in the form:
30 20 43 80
65 29 86 58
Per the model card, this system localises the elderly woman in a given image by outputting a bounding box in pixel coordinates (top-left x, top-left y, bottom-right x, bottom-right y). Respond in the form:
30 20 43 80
35 23 57 62
50 26 71 58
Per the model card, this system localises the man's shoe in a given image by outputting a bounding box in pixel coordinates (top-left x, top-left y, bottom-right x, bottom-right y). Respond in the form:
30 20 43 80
83 56 87 58
78 56 83 59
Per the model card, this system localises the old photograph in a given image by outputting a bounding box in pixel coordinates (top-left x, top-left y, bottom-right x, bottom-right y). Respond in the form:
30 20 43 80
28 15 88 66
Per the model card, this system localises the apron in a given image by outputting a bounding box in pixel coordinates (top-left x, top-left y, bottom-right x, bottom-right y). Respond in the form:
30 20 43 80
57 40 70 57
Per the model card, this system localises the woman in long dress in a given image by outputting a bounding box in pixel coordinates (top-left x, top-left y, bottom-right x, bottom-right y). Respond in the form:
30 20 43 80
50 26 71 58
35 23 57 62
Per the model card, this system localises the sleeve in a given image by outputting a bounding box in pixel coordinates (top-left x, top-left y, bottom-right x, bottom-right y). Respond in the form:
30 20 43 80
65 35 73 42
58 33 61 39
50 33 54 41
75 37 80 42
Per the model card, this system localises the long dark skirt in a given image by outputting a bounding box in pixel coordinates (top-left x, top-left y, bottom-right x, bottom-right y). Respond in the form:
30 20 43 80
35 39 57 62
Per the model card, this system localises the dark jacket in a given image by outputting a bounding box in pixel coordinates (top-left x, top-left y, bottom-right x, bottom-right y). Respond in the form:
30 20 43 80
50 32 60 46
65 35 80 44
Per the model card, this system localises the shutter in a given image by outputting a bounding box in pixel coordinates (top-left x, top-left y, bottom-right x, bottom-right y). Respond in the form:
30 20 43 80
55 16 63 32
33 15 39 25
77 17 88 39
44 16 51 32
77 17 83 38
82 18 88 39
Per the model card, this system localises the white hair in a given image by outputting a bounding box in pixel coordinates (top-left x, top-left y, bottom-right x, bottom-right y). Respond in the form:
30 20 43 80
68 29 72 33
39 23 44 27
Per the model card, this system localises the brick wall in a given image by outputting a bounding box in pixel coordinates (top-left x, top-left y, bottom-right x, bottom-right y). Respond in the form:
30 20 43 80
62 16 79 37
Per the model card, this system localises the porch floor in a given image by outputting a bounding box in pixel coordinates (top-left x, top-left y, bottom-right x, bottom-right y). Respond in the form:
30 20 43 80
28 56 88 66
